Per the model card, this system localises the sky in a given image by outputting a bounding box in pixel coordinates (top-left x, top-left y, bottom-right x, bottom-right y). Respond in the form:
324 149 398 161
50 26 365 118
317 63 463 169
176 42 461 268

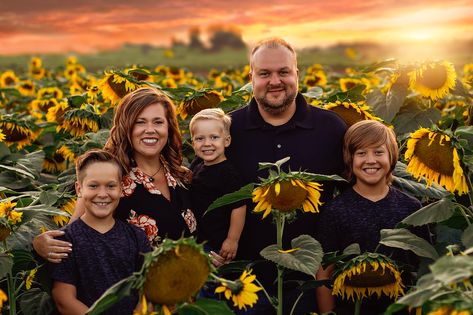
0 0 472 55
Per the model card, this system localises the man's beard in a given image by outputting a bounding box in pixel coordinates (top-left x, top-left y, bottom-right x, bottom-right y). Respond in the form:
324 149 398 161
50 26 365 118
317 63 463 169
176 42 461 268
256 85 297 115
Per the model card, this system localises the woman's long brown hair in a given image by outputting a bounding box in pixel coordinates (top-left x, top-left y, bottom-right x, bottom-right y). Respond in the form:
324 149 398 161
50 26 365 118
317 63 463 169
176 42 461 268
104 87 191 184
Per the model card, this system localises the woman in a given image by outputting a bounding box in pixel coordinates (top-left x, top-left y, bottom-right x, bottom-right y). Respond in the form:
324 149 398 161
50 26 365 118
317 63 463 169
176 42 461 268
33 87 197 261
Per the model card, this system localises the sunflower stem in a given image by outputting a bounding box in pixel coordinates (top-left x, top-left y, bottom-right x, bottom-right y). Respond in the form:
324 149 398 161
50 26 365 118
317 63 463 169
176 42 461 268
289 291 304 315
354 298 362 315
276 211 284 315
7 271 16 315
458 204 472 226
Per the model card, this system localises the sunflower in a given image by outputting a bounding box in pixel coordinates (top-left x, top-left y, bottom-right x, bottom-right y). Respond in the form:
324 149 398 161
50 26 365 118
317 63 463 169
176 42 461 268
30 57 42 69
0 129 5 142
143 238 210 305
324 101 381 127
0 199 22 240
252 173 323 219
177 89 224 120
215 269 262 310
57 144 78 162
303 71 327 88
99 71 139 105
29 67 46 80
59 108 100 137
405 128 469 195
46 100 69 124
0 70 19 88
0 118 39 149
333 253 404 301
25 267 38 290
17 80 36 96
0 289 6 311
126 67 154 82
168 67 185 82
133 295 158 315
408 61 457 100
30 98 60 120
427 306 472 315
43 149 68 174
53 198 75 227
339 77 370 93
37 87 63 99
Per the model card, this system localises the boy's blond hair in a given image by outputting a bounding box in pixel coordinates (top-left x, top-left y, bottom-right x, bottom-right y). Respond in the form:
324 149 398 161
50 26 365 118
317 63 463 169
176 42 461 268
189 108 232 136
343 120 398 184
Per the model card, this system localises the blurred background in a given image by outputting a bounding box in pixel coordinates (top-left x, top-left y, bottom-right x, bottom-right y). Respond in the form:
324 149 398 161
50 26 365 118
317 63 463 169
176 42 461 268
1 0 472 72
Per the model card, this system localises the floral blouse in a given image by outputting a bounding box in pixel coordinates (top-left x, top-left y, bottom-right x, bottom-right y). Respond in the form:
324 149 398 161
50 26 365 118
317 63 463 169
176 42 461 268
115 166 197 246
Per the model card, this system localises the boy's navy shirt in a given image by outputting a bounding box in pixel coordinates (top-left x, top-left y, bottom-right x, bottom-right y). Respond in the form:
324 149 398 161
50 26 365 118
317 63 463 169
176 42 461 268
190 159 245 251
50 218 151 314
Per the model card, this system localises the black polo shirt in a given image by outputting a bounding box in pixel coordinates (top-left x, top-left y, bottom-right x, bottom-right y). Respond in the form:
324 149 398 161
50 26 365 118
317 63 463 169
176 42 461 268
227 93 347 286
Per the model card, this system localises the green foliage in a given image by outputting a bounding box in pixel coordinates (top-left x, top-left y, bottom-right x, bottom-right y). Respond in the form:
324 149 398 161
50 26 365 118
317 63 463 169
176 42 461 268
260 235 323 277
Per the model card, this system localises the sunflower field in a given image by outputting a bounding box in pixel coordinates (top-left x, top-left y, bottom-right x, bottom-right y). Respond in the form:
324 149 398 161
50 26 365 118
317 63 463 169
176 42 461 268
0 54 473 314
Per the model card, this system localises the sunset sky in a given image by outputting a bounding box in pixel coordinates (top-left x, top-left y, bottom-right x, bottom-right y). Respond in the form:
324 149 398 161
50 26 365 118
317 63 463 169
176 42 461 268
1 0 472 55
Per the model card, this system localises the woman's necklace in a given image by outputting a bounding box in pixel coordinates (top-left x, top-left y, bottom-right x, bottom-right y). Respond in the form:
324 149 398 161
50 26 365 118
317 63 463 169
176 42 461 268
141 163 163 182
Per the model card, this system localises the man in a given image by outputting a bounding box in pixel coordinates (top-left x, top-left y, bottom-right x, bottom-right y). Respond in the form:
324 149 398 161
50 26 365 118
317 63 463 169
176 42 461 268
226 38 347 314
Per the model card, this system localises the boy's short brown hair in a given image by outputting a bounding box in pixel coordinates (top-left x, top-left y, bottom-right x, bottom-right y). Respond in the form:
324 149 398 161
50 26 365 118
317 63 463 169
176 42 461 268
75 149 122 183
343 120 398 183
189 108 232 137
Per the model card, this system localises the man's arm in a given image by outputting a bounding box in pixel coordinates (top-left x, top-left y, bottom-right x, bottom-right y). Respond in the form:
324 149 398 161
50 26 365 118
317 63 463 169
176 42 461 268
315 264 335 313
219 204 246 262
52 281 88 315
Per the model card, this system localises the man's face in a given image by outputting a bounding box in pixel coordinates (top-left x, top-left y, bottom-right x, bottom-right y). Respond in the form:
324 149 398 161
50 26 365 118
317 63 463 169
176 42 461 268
250 46 299 115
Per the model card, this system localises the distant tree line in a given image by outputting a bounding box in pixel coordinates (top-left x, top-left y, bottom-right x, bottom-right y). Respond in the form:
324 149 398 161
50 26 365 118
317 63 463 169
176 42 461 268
171 26 246 52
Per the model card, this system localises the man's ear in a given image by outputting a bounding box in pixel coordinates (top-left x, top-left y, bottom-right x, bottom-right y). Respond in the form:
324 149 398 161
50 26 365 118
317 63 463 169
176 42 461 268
75 181 82 198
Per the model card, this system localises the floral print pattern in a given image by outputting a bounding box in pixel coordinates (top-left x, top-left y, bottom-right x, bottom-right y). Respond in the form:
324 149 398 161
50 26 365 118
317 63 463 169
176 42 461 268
127 210 160 245
182 209 197 233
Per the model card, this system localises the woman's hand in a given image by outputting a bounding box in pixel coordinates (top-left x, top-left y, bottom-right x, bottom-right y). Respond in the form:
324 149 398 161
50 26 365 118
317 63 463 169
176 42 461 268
33 230 72 263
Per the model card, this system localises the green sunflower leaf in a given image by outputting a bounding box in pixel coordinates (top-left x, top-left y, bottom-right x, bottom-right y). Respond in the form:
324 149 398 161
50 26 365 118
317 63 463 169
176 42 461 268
260 234 323 276
401 198 456 226
430 255 473 285
302 86 323 100
454 126 473 148
178 298 234 315
0 253 13 278
392 105 441 135
205 183 253 215
461 224 473 248
379 228 439 260
384 80 408 122
18 288 56 315
87 275 139 315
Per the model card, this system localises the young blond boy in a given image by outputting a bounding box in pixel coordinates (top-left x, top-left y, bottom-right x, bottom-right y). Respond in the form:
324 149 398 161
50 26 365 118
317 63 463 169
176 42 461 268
50 149 151 315
189 108 246 262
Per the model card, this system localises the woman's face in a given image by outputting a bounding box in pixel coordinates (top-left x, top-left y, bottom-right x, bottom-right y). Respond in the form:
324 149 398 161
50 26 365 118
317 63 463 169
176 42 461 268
131 103 169 162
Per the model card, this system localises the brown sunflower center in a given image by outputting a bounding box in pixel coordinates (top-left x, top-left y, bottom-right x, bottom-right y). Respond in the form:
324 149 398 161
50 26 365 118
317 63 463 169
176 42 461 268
144 245 210 305
344 81 357 90
53 152 66 163
4 76 15 86
107 75 128 98
329 107 364 127
0 225 11 241
266 181 308 212
418 66 448 89
414 135 454 175
344 265 396 288
4 126 28 142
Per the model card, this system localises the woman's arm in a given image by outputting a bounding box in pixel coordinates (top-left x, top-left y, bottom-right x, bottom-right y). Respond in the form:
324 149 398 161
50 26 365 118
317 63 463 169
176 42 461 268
316 264 335 313
32 197 85 262
52 281 88 315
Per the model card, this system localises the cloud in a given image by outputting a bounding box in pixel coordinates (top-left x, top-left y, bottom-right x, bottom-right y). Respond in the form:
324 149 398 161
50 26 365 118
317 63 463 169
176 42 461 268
0 0 472 54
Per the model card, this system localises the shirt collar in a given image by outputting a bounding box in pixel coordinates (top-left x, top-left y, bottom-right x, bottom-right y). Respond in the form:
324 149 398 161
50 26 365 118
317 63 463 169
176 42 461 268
245 93 314 130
